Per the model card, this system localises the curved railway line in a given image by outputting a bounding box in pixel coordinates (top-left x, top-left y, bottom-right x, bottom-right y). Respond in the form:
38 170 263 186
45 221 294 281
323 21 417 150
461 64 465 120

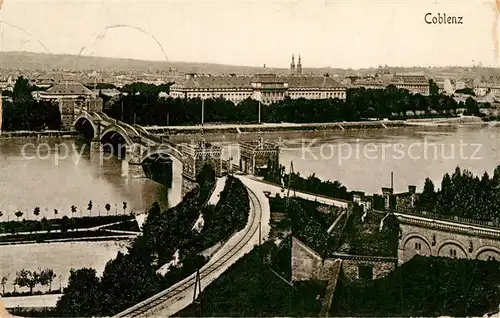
112 185 263 317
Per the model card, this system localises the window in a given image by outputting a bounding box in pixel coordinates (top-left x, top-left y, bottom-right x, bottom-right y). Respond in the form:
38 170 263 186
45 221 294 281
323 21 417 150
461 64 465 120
449 249 457 258
358 265 373 280
415 242 422 250
488 256 496 261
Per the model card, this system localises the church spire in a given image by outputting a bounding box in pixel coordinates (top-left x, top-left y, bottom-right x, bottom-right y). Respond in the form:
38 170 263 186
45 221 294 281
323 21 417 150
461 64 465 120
297 55 302 74
290 54 296 73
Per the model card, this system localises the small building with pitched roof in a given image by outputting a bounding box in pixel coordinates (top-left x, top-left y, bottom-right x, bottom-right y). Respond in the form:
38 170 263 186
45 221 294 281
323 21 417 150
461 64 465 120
38 82 103 130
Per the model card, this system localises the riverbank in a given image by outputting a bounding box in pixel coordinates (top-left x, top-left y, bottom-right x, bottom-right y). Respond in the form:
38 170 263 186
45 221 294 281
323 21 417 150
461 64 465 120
145 120 407 136
144 116 488 137
0 130 79 139
0 116 488 140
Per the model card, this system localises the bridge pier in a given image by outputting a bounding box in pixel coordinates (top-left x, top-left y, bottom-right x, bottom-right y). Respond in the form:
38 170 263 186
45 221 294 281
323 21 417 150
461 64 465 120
128 163 147 179
90 140 102 152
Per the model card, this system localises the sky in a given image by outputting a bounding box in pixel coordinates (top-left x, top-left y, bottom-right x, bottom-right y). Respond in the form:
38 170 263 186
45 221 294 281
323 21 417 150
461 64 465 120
0 0 498 69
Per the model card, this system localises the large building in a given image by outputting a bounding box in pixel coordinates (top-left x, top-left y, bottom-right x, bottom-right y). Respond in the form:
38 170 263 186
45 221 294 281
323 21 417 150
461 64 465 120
390 73 429 95
169 56 346 105
474 76 500 97
36 82 103 130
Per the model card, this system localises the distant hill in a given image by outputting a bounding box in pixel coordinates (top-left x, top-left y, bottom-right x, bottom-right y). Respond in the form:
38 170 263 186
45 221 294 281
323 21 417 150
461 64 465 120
0 51 286 74
1 51 500 79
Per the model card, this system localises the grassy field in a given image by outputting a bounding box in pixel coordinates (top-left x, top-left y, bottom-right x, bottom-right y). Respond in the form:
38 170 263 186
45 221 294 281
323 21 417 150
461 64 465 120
0 240 130 294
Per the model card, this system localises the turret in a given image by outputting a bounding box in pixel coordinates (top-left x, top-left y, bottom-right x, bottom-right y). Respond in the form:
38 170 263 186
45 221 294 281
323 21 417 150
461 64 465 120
381 187 394 210
297 55 302 74
290 55 296 74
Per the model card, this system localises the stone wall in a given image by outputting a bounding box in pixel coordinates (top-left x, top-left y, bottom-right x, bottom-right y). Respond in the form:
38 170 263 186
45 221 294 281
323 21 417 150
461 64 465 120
292 237 397 282
128 163 147 179
341 258 396 281
398 217 500 264
291 236 324 281
181 177 198 198
59 97 103 130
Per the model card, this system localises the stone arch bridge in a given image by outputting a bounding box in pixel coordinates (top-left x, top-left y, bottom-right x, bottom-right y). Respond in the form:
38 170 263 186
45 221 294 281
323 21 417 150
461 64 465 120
73 110 224 196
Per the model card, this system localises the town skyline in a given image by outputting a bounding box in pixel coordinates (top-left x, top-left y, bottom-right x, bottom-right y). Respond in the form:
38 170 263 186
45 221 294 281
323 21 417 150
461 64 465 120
0 0 498 69
0 50 497 73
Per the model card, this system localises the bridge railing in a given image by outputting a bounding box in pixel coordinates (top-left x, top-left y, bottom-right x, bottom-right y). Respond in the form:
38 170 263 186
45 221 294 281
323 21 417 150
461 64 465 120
388 209 500 229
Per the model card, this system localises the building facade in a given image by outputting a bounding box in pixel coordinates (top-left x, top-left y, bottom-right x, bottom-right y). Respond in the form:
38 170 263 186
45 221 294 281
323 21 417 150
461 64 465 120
398 214 500 265
474 77 500 97
390 74 429 95
169 56 346 105
170 73 346 105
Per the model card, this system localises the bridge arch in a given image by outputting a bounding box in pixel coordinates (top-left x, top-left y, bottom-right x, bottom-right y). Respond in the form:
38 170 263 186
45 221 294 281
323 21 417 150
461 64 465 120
437 240 468 259
100 125 134 146
474 246 500 261
74 115 98 139
139 145 183 164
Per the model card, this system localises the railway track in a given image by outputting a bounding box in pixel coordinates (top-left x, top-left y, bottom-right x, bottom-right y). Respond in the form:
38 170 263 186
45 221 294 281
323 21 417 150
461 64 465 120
112 185 263 317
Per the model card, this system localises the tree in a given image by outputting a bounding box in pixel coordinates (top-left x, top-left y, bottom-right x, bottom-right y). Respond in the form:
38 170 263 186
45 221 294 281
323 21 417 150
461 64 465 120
105 203 111 216
418 178 436 212
54 209 58 217
465 97 479 115
0 211 3 219
71 205 77 218
122 202 127 215
87 201 93 217
40 217 50 232
429 79 439 96
1 276 7 295
12 76 34 106
56 268 103 317
33 207 40 220
39 269 57 292
60 215 70 234
14 269 39 294
14 210 23 221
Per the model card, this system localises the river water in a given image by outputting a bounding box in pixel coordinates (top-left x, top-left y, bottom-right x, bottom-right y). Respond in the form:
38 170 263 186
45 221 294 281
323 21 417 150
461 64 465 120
1 124 500 219
216 123 500 194
0 138 182 221
0 124 499 292
0 124 499 219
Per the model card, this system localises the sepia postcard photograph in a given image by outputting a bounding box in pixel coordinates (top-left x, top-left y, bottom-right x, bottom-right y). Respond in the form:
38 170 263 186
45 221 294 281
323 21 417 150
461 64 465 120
0 0 500 317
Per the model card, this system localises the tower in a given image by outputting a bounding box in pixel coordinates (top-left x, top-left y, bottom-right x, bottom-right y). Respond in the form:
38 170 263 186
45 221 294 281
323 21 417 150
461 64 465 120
297 55 302 74
290 54 296 73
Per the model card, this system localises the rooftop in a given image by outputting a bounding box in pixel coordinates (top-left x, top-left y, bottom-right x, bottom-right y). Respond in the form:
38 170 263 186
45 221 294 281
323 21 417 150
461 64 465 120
43 82 94 96
172 74 344 90
390 74 428 84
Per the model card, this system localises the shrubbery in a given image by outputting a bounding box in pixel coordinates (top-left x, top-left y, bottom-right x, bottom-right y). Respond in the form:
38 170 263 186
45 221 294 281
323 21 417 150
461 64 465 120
104 83 481 126
177 243 326 317
332 255 500 317
269 197 342 257
189 176 250 252
2 77 62 131
51 167 252 317
417 165 500 222
0 215 133 235
264 168 351 201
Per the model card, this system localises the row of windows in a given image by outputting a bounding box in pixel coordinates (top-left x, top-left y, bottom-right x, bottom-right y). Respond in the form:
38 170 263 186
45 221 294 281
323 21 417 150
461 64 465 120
176 92 346 100
172 90 345 97
185 93 252 99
